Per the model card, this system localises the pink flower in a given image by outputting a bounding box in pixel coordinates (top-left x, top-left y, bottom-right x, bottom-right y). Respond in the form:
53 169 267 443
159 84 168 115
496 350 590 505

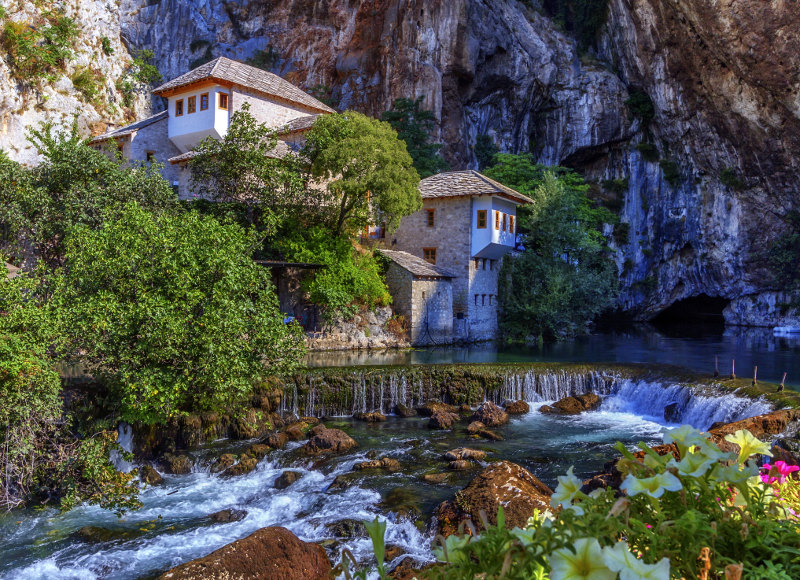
761 461 799 484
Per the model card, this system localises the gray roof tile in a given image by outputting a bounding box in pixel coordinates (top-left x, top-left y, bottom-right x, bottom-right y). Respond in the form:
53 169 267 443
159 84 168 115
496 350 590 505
152 57 335 114
419 170 533 204
378 249 458 279
90 110 168 143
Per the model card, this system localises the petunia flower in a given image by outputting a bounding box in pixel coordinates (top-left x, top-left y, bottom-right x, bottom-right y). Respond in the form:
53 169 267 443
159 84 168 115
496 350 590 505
713 461 758 486
551 466 584 509
602 541 670 580
620 472 683 498
663 425 709 456
723 429 773 464
549 538 616 580
668 450 716 478
774 460 800 483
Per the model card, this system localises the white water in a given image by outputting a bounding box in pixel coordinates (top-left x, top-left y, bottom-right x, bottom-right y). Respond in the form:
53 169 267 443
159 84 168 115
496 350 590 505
110 423 135 474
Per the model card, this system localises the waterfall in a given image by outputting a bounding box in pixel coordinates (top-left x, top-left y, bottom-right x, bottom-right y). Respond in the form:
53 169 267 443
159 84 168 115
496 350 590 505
111 422 135 473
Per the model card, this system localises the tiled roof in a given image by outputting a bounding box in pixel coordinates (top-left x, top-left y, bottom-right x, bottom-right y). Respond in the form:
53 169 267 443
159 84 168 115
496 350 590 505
278 114 319 134
152 57 335 114
419 170 533 204
378 250 458 279
168 140 292 164
90 111 168 143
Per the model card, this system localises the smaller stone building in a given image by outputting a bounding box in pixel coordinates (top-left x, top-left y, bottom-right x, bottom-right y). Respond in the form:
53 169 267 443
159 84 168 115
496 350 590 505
379 249 457 345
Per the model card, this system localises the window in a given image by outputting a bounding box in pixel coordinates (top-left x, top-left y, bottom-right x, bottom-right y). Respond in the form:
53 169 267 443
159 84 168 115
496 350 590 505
489 295 493 306
219 92 229 110
489 259 496 271
426 208 435 227
423 248 437 264
175 99 183 116
200 93 209 111
495 211 500 230
509 215 515 234
501 213 507 232
477 210 487 229
482 294 486 306
146 151 155 163
187 96 196 114
474 294 479 305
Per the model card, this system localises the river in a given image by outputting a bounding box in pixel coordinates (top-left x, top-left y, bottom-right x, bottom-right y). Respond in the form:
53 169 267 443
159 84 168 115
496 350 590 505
1 325 793 579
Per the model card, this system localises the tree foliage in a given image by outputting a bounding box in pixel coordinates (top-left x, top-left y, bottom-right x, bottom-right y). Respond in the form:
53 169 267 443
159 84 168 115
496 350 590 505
380 96 449 178
0 124 178 267
55 203 305 424
769 210 800 309
303 111 421 236
474 134 500 170
485 154 618 341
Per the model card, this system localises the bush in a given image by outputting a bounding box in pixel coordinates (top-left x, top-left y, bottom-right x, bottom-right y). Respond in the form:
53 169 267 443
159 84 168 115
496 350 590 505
625 89 655 125
278 225 391 321
543 0 608 51
55 204 305 424
100 36 114 56
768 210 800 307
71 66 104 104
659 159 681 188
431 426 800 579
720 167 745 190
116 49 161 107
0 10 79 83
246 45 280 71
474 134 500 170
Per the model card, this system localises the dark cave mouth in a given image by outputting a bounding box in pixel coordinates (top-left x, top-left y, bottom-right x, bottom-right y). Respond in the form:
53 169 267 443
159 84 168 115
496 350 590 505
651 294 730 329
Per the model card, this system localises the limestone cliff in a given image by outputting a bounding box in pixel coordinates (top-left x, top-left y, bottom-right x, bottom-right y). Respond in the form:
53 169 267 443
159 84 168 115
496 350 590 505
5 0 800 324
0 0 149 165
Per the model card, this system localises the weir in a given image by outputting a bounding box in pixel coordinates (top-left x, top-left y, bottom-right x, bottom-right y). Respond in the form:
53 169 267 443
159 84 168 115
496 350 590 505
281 363 779 429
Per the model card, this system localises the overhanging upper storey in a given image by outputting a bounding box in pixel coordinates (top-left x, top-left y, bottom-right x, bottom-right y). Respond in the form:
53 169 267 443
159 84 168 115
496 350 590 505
418 170 532 259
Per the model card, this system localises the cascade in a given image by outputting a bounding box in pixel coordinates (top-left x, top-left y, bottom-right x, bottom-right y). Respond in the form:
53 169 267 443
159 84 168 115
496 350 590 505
110 422 135 473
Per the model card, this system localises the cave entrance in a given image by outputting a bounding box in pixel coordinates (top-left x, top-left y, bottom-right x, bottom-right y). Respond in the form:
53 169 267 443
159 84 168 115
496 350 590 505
651 294 729 334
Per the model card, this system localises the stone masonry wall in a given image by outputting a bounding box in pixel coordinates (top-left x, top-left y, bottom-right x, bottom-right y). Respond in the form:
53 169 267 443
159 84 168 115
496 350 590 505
127 117 183 192
410 278 453 345
232 87 315 128
467 256 501 341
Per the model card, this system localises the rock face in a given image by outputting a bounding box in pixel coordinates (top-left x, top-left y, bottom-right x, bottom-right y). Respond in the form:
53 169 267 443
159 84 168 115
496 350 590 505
303 426 358 455
112 0 800 323
709 409 800 453
435 461 552 537
156 526 331 580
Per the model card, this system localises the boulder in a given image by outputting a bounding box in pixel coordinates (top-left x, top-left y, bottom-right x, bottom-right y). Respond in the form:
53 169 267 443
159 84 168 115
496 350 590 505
504 400 530 415
140 465 163 485
304 427 358 455
540 393 601 415
247 444 271 459
458 404 472 414
709 409 800 441
384 545 406 562
162 454 192 475
423 472 449 484
471 402 509 427
156 526 331 580
466 421 504 441
354 411 388 423
325 519 367 538
449 460 473 470
209 454 236 474
664 402 681 423
394 403 417 418
444 448 486 461
266 432 290 449
208 509 247 523
275 470 303 490
285 426 306 441
222 456 258 477
434 461 553 537
428 410 459 430
354 457 401 472
417 402 458 417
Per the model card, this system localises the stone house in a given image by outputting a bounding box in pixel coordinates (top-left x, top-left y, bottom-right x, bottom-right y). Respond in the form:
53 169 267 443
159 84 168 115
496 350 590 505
385 171 532 343
90 57 334 198
379 249 457 345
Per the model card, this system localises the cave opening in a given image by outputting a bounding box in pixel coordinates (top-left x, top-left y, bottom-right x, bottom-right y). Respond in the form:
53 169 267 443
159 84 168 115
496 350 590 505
651 294 730 334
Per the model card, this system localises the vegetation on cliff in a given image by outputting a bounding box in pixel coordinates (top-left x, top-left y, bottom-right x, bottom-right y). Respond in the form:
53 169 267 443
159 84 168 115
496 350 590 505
381 96 449 178
484 154 618 341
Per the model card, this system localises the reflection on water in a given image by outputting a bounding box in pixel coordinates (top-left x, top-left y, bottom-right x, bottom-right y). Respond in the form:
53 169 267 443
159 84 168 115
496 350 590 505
305 324 800 388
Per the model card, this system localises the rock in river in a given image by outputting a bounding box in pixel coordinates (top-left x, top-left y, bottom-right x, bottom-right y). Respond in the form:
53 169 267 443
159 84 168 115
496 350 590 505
540 393 601 415
140 465 163 485
504 400 530 415
303 426 358 455
444 448 486 461
428 410 459 430
156 526 331 580
471 401 509 427
274 470 303 489
434 461 552 537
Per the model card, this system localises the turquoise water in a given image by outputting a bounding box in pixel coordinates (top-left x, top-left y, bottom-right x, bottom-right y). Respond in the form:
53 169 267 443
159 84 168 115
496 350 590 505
305 325 800 388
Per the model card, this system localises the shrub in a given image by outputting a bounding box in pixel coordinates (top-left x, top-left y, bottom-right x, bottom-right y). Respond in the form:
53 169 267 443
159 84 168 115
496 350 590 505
720 167 745 190
0 11 79 83
55 204 305 424
636 142 660 162
613 221 630 246
116 49 162 107
71 66 104 104
659 159 681 188
625 89 655 125
542 0 608 51
474 134 500 170
430 427 800 579
100 35 114 56
246 45 280 71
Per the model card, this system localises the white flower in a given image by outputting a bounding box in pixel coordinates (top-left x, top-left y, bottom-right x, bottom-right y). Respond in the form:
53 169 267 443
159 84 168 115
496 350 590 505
551 466 583 509
620 472 682 498
549 538 616 580
603 541 670 580
711 461 758 486
663 425 709 456
667 450 716 478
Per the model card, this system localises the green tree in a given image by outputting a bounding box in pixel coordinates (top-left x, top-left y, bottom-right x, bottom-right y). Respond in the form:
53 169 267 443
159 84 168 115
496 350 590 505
474 134 500 170
55 203 305 425
0 123 178 267
485 154 618 340
303 111 421 236
278 224 391 321
769 210 800 309
189 103 305 231
380 96 449 178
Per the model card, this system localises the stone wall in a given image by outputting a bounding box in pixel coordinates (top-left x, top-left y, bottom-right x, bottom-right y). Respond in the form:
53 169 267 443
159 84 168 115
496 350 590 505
232 87 315 128
126 117 184 193
384 263 453 345
467 256 502 341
